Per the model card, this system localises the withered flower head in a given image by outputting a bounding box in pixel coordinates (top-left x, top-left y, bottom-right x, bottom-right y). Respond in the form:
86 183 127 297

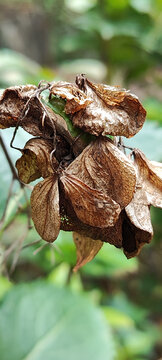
20 136 135 241
0 76 161 270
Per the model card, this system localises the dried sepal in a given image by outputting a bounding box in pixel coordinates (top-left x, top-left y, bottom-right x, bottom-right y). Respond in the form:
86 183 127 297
0 85 36 129
60 190 152 259
72 76 146 138
16 138 58 183
79 214 123 248
30 175 60 242
60 189 123 248
16 151 41 184
133 149 162 208
65 137 136 209
60 173 120 227
124 203 153 258
73 232 103 272
121 148 162 258
50 81 92 114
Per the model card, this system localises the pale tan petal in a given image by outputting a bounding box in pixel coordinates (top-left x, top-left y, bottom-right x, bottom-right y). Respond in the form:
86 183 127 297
16 138 57 183
73 232 103 272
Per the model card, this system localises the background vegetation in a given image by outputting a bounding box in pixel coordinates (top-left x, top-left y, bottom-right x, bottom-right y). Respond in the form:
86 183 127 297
0 0 162 359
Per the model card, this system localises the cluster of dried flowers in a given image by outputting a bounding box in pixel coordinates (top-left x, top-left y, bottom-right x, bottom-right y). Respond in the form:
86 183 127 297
0 75 162 271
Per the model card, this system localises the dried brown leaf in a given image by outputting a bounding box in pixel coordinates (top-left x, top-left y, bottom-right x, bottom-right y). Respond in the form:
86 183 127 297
60 173 120 227
30 175 60 242
73 76 146 137
65 137 136 209
73 232 103 272
16 138 58 183
50 81 92 114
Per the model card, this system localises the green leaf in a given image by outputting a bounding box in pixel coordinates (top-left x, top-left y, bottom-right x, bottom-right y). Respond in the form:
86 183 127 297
125 121 162 161
0 276 12 300
0 282 115 360
54 231 76 266
118 327 159 357
0 188 25 233
41 91 95 144
143 98 162 123
106 293 148 325
82 243 138 278
102 306 134 328
41 91 81 138
0 49 41 87
0 129 30 220
131 0 152 14
0 49 54 87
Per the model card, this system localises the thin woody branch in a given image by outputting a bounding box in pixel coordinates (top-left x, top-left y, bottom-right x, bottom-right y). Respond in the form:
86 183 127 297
0 134 22 183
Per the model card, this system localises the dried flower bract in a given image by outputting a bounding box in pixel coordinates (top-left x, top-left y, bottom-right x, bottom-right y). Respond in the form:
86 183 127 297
0 75 161 270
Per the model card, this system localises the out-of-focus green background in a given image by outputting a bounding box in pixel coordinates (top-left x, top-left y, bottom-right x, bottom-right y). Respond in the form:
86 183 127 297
0 1 162 359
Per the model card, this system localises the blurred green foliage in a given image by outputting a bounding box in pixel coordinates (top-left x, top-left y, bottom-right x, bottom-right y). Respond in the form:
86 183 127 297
0 0 162 359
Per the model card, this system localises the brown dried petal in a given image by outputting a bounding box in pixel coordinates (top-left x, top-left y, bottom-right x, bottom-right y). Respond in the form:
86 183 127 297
61 185 145 258
60 175 152 259
16 138 58 183
0 86 54 137
76 215 123 248
73 232 103 272
0 85 36 129
59 186 123 248
60 173 120 227
50 81 92 114
65 137 136 209
0 85 88 156
123 206 153 258
73 76 146 137
16 151 41 184
30 176 60 242
133 149 162 208
122 149 161 257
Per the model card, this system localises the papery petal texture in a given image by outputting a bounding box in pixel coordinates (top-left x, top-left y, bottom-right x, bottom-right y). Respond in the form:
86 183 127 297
50 81 92 114
30 175 60 242
73 232 103 272
133 149 162 208
72 77 146 138
60 173 120 227
65 137 136 209
16 138 58 183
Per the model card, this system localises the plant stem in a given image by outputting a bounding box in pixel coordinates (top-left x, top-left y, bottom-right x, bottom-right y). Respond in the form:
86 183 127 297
0 134 23 185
